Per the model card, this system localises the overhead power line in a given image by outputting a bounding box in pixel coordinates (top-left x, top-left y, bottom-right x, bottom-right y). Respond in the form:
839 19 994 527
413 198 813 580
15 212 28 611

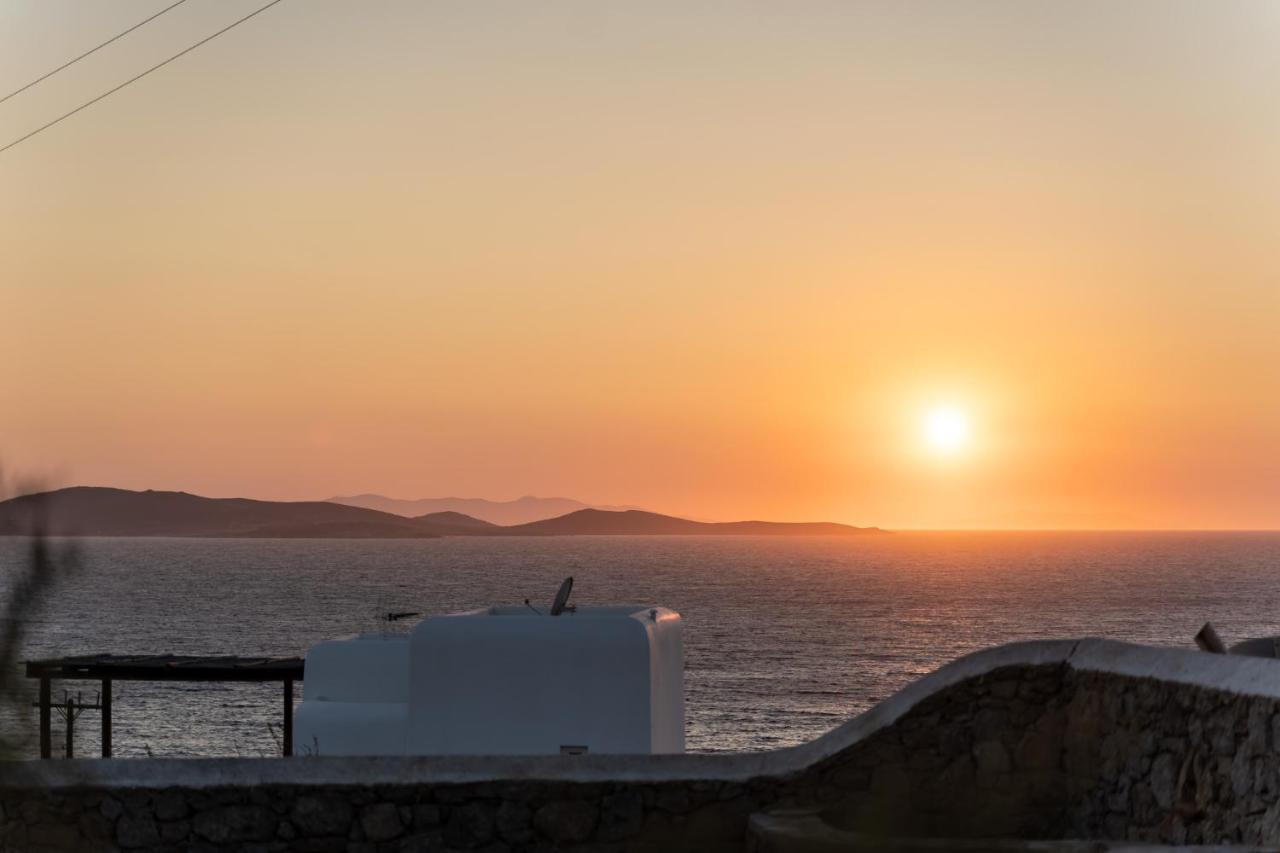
0 0 194 106
0 0 287 156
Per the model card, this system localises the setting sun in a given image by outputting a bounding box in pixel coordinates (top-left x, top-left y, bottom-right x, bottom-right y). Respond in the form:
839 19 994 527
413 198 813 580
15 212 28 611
922 406 971 456
2 2 1278 532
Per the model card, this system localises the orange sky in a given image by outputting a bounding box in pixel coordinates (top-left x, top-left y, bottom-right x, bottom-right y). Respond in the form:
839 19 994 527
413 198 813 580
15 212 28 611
2 1 1278 529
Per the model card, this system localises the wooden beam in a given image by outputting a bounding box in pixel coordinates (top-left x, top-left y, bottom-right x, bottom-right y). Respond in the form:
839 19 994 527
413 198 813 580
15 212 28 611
65 695 75 759
283 679 293 757
39 676 51 760
26 655 303 683
101 679 112 758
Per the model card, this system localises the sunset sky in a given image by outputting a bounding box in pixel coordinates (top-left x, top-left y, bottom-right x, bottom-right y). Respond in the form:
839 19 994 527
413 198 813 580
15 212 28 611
2 1 1278 529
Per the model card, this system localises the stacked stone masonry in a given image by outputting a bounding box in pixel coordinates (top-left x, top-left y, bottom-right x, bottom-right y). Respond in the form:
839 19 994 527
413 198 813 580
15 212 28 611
5 641 1280 851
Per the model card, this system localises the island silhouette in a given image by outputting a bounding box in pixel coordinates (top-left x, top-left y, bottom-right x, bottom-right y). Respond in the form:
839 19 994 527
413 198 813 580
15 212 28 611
328 494 643 526
0 487 882 538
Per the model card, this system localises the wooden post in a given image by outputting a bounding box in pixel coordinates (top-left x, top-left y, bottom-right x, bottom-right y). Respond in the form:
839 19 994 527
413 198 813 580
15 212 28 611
65 695 75 758
101 679 112 758
283 679 294 757
39 675 51 759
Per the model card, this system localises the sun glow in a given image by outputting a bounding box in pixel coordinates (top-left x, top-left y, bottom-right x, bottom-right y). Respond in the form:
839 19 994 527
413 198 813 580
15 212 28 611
922 406 971 455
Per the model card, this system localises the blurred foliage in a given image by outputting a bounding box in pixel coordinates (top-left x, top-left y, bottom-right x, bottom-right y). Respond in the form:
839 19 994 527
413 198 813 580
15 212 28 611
0 466 79 759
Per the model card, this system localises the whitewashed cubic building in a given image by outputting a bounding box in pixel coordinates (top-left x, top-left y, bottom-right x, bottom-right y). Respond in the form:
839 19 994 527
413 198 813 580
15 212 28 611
295 605 684 756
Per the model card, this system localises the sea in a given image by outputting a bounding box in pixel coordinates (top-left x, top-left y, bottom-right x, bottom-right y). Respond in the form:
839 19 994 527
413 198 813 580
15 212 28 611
1 532 1278 758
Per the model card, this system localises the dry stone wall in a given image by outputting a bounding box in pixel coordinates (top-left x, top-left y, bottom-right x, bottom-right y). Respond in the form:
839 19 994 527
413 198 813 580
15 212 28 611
4 640 1280 852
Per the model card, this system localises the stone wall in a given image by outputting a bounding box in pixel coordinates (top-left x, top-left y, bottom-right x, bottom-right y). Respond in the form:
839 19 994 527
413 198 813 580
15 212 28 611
796 661 1280 846
4 639 1280 852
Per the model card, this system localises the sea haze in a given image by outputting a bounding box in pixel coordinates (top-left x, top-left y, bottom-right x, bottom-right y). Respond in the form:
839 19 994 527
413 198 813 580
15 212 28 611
2 532 1278 758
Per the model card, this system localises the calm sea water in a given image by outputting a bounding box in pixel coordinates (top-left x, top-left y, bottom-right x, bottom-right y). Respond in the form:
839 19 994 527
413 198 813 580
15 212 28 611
2 532 1278 758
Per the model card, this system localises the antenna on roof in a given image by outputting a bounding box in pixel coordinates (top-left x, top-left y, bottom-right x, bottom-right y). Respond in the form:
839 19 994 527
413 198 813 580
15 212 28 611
384 612 421 622
549 576 575 616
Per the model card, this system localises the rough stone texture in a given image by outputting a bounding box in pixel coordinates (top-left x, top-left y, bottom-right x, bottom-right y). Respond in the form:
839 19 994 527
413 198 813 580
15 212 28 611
534 799 599 844
8 650 1280 851
191 804 277 844
290 794 353 838
358 802 403 841
113 813 160 848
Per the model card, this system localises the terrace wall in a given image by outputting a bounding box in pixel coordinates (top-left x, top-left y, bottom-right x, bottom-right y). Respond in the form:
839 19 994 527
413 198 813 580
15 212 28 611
4 639 1280 852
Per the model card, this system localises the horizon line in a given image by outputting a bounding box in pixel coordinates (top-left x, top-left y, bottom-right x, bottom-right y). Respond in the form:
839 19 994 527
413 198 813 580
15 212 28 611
5 485 1277 533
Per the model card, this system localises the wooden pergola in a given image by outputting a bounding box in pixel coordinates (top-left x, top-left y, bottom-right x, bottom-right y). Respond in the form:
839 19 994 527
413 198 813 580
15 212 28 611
25 654 304 759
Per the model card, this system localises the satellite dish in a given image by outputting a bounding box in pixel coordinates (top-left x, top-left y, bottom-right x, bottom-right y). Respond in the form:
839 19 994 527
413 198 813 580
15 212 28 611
549 576 574 616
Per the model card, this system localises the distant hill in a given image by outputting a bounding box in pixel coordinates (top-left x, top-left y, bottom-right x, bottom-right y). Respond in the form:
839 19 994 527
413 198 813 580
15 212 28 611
503 509 881 536
0 488 881 538
327 494 640 525
413 511 500 535
415 511 498 529
0 487 439 539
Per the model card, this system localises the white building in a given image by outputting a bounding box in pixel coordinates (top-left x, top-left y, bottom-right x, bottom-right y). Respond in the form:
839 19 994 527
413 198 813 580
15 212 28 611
295 604 683 756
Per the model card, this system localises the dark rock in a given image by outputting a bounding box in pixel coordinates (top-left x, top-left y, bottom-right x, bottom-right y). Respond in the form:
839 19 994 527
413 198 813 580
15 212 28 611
360 802 405 842
937 724 971 758
598 791 643 841
435 787 473 804
973 739 1011 774
442 800 496 847
864 740 906 766
906 749 948 773
99 797 123 820
397 832 446 853
683 801 746 845
1130 782 1159 827
870 763 910 797
827 761 872 790
718 782 746 801
653 785 691 814
989 680 1019 699
290 838 348 853
1232 749 1255 799
1123 748 1152 780
1150 752 1178 810
938 754 976 791
534 800 598 844
1105 778 1131 813
1207 708 1236 755
116 791 151 817
973 708 1010 741
116 813 161 848
411 803 442 829
28 823 81 849
1015 726 1059 771
0 821 25 853
495 800 532 843
78 811 114 842
191 804 278 843
291 795 354 837
153 789 189 822
372 785 415 805
159 818 191 843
